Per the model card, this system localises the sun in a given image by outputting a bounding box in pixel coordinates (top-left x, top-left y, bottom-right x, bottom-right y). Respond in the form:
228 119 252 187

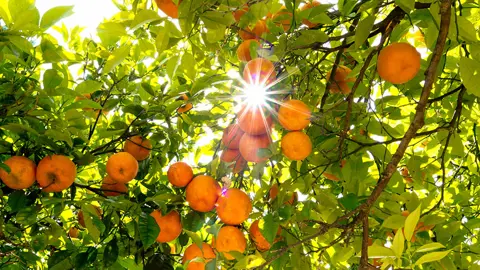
242 83 268 107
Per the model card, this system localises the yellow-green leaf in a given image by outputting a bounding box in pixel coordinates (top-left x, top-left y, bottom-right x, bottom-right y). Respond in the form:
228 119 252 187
102 45 131 75
392 229 404 258
416 243 445 253
414 250 451 266
404 204 421 242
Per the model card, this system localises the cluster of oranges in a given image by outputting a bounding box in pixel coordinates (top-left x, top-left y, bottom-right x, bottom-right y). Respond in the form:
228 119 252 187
162 161 252 266
234 0 322 41
162 161 299 268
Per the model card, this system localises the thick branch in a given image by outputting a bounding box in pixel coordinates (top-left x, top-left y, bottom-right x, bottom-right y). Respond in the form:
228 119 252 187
337 0 452 224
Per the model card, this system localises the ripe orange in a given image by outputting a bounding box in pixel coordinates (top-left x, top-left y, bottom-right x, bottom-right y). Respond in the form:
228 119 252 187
300 1 321 28
101 175 128 196
221 148 241 163
177 103 193 114
37 155 76 192
269 184 296 205
0 156 36 190
239 133 271 163
214 226 247 260
222 124 245 149
239 20 268 40
249 220 281 251
106 152 138 183
155 0 181 18
150 209 183 243
277 99 311 131
233 4 248 22
377 42 421 84
238 106 273 135
74 93 91 103
243 58 276 85
124 136 152 161
68 227 79 238
326 65 356 94
401 210 410 217
182 243 216 270
167 161 194 187
78 205 102 228
186 175 221 212
271 6 292 31
176 93 189 101
216 188 252 225
237 39 260 62
281 131 312 160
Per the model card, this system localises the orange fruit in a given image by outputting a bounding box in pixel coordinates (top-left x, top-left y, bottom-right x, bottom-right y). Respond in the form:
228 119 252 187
214 226 247 260
216 188 252 225
238 106 273 135
281 131 312 160
182 243 216 270
106 152 138 183
175 93 189 101
0 156 36 190
326 65 356 94
155 0 181 18
277 99 311 131
36 155 76 192
243 58 276 85
239 133 271 163
177 103 193 114
233 4 248 22
401 210 410 217
249 220 281 251
101 175 128 196
68 227 79 238
74 93 92 102
78 205 102 228
269 184 296 205
150 209 183 243
323 172 340 181
124 136 152 161
167 161 194 187
377 42 421 84
300 1 321 28
186 175 221 212
239 20 268 40
271 6 292 31
237 39 260 62
222 124 245 149
221 148 241 163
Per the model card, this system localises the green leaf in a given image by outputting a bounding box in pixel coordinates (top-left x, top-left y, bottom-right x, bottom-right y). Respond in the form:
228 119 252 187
260 214 280 244
7 36 34 54
459 57 480 97
457 16 477 42
138 212 160 248
82 205 103 242
355 15 375 48
40 6 74 29
184 230 203 248
367 245 396 258
8 190 27 212
414 250 451 266
339 193 360 211
381 215 406 229
404 204 421 242
102 45 131 75
75 80 103 94
416 242 445 253
103 238 119 268
43 69 63 89
1 123 40 136
201 11 235 30
395 0 414 13
392 229 404 258
97 22 127 46
48 250 74 270
449 134 464 156
130 9 161 31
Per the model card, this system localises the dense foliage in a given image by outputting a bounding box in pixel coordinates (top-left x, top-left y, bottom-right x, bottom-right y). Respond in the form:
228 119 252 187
1 0 480 269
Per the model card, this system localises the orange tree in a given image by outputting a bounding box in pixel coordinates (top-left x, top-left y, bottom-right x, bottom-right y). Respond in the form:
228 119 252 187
0 0 479 269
